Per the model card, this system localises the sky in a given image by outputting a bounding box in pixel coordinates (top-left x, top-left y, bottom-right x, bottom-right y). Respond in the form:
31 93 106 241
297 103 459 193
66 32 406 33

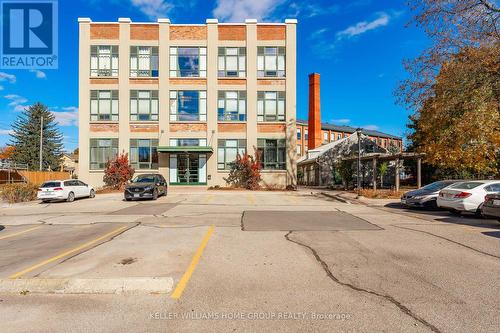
0 0 429 151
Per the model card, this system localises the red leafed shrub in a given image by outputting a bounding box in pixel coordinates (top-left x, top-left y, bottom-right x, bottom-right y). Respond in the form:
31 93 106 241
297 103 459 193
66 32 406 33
103 152 135 190
224 150 261 190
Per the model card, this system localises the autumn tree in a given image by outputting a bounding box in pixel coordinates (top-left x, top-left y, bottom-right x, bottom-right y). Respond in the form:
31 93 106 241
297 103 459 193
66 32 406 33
224 151 262 190
398 0 500 175
0 146 15 160
103 152 135 189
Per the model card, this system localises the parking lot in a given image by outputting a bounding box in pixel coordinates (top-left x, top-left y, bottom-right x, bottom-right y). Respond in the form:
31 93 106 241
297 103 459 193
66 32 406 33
1 188 499 332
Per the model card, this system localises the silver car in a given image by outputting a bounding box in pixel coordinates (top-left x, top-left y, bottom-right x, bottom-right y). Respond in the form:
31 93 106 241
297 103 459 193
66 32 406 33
401 180 462 209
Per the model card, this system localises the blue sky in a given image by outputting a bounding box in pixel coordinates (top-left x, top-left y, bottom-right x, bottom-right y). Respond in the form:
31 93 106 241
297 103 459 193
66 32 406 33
0 0 428 151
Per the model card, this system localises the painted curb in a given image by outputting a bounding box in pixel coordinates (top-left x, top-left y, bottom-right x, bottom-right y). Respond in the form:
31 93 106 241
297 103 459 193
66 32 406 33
0 277 174 294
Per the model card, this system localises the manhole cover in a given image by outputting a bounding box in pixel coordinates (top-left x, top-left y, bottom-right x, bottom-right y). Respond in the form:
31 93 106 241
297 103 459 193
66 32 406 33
242 211 381 231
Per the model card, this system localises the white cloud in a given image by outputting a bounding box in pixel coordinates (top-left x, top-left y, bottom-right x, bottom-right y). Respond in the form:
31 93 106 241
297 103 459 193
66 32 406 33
310 28 329 40
4 94 28 111
331 118 351 124
0 86 3 91
29 69 47 79
130 0 173 19
213 0 287 22
336 12 390 40
287 2 338 19
363 125 380 131
0 129 13 135
0 72 16 83
52 107 78 127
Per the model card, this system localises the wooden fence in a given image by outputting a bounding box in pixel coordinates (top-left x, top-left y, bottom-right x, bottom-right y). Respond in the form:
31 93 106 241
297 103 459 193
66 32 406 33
18 171 71 185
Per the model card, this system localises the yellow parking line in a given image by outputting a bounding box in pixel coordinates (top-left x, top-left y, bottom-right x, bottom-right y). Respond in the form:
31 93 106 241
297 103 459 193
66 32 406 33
0 226 41 241
171 225 215 299
9 225 129 279
247 194 256 205
203 194 214 204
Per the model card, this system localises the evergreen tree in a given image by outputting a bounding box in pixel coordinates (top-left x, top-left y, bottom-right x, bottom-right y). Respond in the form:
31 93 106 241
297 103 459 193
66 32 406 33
9 103 64 170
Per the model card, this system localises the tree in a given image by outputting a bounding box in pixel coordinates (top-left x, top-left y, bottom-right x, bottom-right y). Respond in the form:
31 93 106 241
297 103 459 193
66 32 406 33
337 160 353 190
378 162 389 189
398 0 500 175
0 146 15 160
224 152 261 190
9 103 64 170
103 152 135 189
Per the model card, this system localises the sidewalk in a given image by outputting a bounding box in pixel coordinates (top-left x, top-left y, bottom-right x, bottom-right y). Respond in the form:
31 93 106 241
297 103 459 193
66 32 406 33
318 189 400 207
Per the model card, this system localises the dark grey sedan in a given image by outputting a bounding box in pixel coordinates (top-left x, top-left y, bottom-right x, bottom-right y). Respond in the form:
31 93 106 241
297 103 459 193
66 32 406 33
401 180 463 209
124 174 167 201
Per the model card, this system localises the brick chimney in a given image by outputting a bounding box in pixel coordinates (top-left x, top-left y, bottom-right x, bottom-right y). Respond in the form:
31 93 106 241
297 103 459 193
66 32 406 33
308 73 322 150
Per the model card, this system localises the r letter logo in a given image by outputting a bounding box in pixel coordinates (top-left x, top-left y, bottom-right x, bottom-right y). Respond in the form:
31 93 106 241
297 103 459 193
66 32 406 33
1 0 58 69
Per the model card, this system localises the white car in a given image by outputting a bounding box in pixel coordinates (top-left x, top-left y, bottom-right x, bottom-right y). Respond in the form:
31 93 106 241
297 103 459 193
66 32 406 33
437 180 500 215
37 180 96 203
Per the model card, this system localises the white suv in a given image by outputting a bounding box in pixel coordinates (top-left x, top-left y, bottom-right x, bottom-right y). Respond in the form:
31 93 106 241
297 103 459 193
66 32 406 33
37 180 95 203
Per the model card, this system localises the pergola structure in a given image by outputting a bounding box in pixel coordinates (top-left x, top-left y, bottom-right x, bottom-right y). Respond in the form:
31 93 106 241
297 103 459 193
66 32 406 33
341 152 425 191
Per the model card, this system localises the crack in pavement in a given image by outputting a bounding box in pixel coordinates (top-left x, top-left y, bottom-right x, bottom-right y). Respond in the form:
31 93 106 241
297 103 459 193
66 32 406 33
392 225 500 260
284 231 442 333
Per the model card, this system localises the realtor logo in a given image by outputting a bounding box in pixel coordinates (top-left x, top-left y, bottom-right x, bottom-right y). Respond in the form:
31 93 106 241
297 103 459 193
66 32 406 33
1 0 58 69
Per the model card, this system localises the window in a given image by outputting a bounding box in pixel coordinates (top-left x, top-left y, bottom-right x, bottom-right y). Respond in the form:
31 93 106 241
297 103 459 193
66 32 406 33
169 138 207 146
170 47 206 78
257 47 285 78
90 90 118 121
305 130 309 141
89 138 118 170
130 90 158 121
130 139 158 169
90 46 118 77
323 132 328 143
218 91 246 121
257 91 285 122
130 46 158 77
296 145 302 155
218 47 246 78
217 139 246 170
257 139 286 170
485 183 500 192
337 134 341 140
297 128 301 140
170 90 207 121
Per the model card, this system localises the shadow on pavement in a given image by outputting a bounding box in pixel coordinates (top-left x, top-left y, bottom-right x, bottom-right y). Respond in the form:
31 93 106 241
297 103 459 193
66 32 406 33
482 231 500 239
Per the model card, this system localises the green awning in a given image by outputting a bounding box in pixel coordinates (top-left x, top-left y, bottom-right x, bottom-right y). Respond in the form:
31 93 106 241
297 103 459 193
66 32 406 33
157 146 213 153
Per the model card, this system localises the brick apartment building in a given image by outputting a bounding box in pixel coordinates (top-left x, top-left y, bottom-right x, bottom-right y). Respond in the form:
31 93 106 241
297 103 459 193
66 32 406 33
297 73 403 156
78 18 297 187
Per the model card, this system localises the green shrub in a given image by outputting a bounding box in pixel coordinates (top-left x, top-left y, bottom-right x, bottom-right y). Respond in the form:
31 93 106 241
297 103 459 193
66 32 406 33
0 183 39 203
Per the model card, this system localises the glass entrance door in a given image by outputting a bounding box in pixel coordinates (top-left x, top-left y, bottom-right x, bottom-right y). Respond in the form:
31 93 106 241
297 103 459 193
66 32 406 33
177 154 199 184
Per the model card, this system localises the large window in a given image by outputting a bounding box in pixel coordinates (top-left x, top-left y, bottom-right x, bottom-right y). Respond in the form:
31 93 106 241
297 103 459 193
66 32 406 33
218 91 246 121
257 91 285 122
217 139 246 170
257 139 286 170
130 90 158 121
169 138 207 146
257 47 285 78
130 139 158 169
89 138 118 170
297 128 301 140
130 46 159 77
170 90 207 121
218 47 246 78
90 45 118 77
90 90 118 121
170 47 206 78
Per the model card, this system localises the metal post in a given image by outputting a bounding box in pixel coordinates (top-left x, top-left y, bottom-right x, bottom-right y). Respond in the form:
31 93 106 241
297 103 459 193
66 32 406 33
372 158 377 191
417 158 422 188
39 116 43 171
395 159 400 192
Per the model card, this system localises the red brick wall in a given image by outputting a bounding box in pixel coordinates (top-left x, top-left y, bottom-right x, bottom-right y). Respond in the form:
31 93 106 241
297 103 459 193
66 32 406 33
90 24 119 40
130 24 159 40
90 124 119 132
130 124 159 133
170 78 207 85
218 123 246 132
257 25 286 40
218 25 246 40
129 78 159 84
257 124 286 133
218 79 246 85
170 26 207 40
90 78 118 85
308 73 322 150
170 123 207 132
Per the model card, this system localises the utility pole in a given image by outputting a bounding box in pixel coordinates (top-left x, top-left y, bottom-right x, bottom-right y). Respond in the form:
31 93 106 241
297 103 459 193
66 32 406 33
39 116 43 171
356 128 362 198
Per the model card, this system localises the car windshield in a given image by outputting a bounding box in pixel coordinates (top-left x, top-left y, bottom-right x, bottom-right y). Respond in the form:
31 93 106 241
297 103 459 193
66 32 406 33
41 182 61 188
449 182 482 190
132 175 156 183
421 181 452 191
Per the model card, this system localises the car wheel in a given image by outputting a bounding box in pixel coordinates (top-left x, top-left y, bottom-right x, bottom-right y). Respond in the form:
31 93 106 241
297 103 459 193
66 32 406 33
152 189 158 200
67 192 75 202
424 200 438 210
475 204 484 218
125 198 132 201
42 200 51 203
89 189 95 198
